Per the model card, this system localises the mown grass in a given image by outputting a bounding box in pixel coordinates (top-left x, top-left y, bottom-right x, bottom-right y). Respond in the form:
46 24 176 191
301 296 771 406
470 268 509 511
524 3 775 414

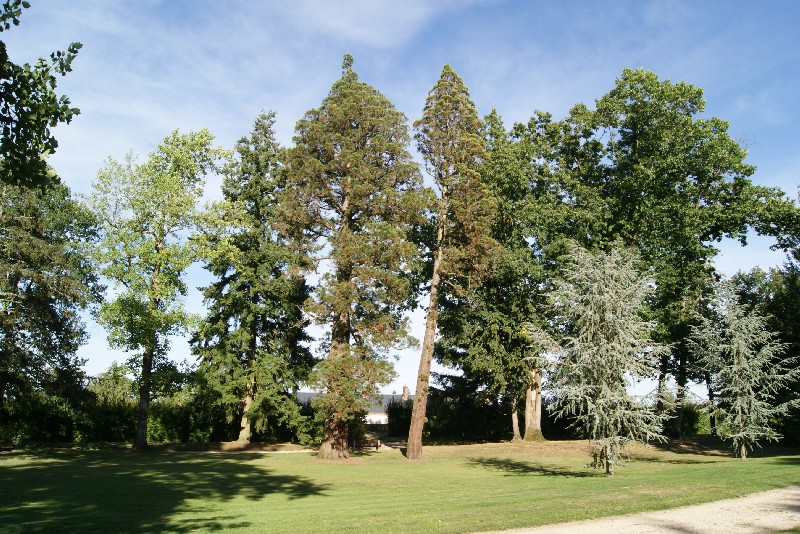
1 439 798 533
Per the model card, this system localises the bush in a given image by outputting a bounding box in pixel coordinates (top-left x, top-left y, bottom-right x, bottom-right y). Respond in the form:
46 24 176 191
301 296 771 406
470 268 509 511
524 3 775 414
386 398 412 437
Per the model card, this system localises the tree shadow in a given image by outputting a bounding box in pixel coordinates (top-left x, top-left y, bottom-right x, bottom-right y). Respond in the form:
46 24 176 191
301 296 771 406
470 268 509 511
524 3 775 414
772 456 800 465
467 456 597 478
651 436 731 456
0 449 329 532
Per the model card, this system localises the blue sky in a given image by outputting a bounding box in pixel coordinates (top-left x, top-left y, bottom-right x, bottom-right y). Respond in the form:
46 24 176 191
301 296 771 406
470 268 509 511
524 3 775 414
5 0 800 393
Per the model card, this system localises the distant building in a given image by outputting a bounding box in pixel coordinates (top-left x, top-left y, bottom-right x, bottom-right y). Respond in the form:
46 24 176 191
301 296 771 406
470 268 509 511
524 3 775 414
296 390 413 425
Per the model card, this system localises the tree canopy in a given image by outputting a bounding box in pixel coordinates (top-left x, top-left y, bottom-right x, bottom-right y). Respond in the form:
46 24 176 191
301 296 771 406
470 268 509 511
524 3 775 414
89 129 227 449
0 0 81 189
193 111 314 443
279 56 429 459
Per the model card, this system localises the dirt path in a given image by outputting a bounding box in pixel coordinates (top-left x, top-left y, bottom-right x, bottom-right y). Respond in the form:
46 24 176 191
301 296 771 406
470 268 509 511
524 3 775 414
484 485 800 534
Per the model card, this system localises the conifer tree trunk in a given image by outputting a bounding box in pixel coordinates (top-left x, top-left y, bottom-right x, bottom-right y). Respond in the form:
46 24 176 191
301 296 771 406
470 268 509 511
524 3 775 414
656 355 669 414
318 264 352 459
704 371 716 436
238 379 254 442
671 349 688 438
605 444 615 476
407 222 445 459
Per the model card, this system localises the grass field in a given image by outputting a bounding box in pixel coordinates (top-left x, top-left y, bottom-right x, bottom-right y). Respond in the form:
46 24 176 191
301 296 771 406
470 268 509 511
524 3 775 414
1 439 798 533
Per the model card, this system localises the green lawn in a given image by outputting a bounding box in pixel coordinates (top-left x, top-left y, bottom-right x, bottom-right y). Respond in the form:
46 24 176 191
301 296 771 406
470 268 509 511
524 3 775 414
1 440 798 533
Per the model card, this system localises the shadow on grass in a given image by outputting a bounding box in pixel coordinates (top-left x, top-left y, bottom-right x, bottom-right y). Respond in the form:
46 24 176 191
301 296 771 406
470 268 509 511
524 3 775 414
652 436 731 456
0 449 329 533
467 457 597 478
772 455 800 465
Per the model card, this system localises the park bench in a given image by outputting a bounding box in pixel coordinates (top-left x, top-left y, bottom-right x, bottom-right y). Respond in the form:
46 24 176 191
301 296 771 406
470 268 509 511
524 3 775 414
355 439 380 451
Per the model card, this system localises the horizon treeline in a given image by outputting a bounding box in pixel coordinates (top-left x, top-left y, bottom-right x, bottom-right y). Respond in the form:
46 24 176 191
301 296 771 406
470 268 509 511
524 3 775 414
2 35 799 463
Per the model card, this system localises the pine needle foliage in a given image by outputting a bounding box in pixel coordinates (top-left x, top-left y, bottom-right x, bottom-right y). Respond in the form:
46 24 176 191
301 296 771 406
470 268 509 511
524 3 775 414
192 112 314 443
690 282 799 458
547 244 667 475
279 56 429 458
407 65 499 459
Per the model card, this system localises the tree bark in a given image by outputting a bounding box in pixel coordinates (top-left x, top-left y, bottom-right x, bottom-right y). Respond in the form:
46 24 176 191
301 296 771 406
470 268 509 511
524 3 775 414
671 349 687 439
318 417 349 459
134 346 153 450
605 444 615 476
704 370 716 436
655 354 669 414
318 262 352 460
511 401 522 442
407 192 447 460
523 367 544 441
238 379 255 442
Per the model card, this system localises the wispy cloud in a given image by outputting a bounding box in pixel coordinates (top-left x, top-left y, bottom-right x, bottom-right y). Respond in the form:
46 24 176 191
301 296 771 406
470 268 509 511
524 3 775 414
6 0 799 386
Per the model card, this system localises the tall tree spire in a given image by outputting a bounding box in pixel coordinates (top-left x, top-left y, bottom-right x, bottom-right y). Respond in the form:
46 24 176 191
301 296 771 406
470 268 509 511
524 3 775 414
406 65 498 460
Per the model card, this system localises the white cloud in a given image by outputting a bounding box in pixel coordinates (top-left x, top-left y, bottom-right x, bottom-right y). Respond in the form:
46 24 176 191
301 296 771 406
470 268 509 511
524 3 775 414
6 0 800 392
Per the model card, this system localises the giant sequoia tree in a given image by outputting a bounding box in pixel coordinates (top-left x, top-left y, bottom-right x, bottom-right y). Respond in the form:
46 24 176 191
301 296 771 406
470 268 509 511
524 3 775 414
407 65 498 459
193 112 314 443
89 130 226 450
279 56 429 459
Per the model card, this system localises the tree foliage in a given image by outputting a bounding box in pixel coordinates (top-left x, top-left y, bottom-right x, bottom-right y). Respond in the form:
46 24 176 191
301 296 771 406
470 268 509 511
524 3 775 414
407 65 498 459
0 0 81 189
0 180 98 416
435 110 545 441
193 111 314 443
690 282 798 458
89 129 226 449
554 69 797 436
543 244 667 475
279 56 429 458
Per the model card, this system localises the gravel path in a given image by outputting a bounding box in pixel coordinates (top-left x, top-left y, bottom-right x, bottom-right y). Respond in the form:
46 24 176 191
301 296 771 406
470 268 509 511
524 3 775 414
484 485 800 534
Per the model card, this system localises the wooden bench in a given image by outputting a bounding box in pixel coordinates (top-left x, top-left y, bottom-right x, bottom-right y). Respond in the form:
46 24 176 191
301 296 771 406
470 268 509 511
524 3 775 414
355 439 380 451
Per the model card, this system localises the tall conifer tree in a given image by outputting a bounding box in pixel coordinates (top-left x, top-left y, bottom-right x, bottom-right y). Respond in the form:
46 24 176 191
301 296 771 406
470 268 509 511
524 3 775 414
407 65 498 459
691 282 798 458
279 56 429 459
193 112 314 443
544 244 667 476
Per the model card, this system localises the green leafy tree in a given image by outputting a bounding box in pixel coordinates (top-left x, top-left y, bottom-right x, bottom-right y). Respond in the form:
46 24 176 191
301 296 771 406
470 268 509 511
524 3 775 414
560 69 796 436
0 180 97 417
407 65 498 459
690 282 799 458
0 0 82 189
87 361 135 405
543 244 667 476
193 111 314 443
435 110 546 441
89 129 226 450
279 56 429 459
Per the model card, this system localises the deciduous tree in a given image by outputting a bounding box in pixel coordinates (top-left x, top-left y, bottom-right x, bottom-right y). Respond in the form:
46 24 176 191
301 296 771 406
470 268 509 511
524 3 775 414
0 0 81 189
560 69 796 436
89 129 226 450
